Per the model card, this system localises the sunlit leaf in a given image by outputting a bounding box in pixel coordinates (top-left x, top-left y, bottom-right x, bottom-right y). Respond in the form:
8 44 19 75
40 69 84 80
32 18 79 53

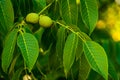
83 41 108 80
63 33 78 76
80 0 98 34
17 32 39 71
60 0 78 25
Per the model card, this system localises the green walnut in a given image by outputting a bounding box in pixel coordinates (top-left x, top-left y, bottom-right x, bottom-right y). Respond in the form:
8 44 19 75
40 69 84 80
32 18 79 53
23 74 31 80
39 15 53 28
26 13 39 24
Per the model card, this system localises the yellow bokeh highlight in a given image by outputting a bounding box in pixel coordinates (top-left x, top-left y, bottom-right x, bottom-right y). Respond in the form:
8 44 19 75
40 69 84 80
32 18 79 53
96 20 106 29
111 30 120 42
96 3 120 42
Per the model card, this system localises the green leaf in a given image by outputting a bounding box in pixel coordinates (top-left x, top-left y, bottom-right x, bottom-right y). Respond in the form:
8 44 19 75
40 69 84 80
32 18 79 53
83 41 108 80
77 9 89 33
32 0 46 13
11 68 23 80
108 60 119 80
9 53 20 74
79 54 91 80
49 1 60 20
116 42 120 65
57 22 91 41
34 27 45 43
17 32 39 71
49 44 61 70
2 29 18 73
56 27 66 63
39 0 46 8
0 0 14 34
63 33 78 77
19 0 33 16
60 0 78 25
75 38 83 61
80 0 98 34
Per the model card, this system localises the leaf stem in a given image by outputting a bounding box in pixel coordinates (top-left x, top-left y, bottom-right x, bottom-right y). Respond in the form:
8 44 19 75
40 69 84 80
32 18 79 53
38 2 53 15
56 21 86 42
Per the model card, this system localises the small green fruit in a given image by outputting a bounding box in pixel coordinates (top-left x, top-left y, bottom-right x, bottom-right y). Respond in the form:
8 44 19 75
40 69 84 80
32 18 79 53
26 13 39 24
39 15 53 28
23 74 31 80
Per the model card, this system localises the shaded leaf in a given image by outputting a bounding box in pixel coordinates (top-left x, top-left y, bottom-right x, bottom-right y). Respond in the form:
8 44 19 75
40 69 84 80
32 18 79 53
116 42 120 65
63 33 78 76
83 41 108 80
32 0 46 13
9 53 20 74
79 54 91 80
20 0 33 16
34 27 45 43
80 0 98 34
11 68 23 80
56 27 66 63
49 45 61 70
2 29 18 73
17 32 39 71
60 0 78 25
0 0 14 34
49 1 60 20
108 60 119 80
75 37 83 61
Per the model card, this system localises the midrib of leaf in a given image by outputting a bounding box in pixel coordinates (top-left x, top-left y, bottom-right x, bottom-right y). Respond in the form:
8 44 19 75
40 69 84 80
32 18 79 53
2 29 18 72
69 34 77 68
9 36 16 56
80 0 90 28
8 30 18 55
21 33 29 64
84 0 90 27
64 33 78 75
84 42 102 76
56 22 89 42
80 0 98 34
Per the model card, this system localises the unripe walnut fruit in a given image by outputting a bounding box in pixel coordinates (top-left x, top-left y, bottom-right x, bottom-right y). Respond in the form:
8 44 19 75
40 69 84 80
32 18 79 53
23 74 31 80
26 13 39 24
39 15 53 28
